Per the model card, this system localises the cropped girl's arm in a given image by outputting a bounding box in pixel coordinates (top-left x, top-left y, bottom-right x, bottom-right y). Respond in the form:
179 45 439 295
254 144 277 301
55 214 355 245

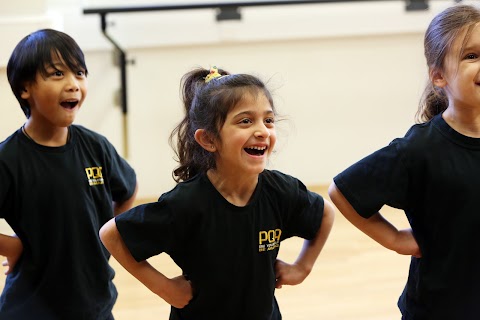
0 233 23 275
99 218 192 308
328 182 420 257
275 199 335 288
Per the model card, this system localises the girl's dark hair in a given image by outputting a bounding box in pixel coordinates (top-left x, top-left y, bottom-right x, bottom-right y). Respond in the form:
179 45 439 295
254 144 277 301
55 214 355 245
169 67 275 182
417 4 480 123
7 29 88 118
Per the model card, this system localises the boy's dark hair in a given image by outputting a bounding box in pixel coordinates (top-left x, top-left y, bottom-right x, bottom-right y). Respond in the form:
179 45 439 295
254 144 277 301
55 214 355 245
169 67 276 182
7 28 88 118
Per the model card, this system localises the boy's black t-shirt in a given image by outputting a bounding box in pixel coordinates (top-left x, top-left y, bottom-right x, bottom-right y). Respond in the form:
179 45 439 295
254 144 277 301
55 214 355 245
0 125 136 320
334 114 480 319
116 170 324 320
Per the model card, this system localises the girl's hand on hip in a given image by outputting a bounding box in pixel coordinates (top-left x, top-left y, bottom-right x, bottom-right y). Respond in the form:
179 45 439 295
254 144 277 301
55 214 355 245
394 228 422 258
274 259 309 289
163 275 194 309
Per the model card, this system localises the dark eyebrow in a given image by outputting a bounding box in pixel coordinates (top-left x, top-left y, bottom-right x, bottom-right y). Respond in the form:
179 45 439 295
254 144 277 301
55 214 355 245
45 63 65 70
233 109 274 118
462 41 480 53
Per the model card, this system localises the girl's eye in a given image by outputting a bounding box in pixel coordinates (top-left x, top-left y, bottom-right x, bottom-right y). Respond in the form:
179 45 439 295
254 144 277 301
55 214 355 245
265 118 275 124
465 53 478 60
240 118 252 124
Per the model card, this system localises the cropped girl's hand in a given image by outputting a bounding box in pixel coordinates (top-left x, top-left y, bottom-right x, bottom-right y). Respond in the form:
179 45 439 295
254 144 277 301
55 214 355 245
274 259 309 289
393 228 421 258
162 275 194 309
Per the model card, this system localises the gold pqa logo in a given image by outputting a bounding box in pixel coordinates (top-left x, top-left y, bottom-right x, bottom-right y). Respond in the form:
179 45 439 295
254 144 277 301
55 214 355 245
258 229 281 252
85 167 104 186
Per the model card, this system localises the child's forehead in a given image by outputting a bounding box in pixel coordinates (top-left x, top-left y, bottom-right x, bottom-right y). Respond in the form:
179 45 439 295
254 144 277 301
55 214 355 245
229 91 273 115
450 22 480 54
42 50 81 71
47 51 67 65
462 22 480 47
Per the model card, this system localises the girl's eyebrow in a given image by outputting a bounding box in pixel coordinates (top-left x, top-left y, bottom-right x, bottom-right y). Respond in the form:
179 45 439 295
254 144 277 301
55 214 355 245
233 110 274 118
462 43 480 52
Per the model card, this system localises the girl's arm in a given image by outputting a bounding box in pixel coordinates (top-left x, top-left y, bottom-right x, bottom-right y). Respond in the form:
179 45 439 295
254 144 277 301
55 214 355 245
328 182 420 257
113 183 138 216
0 233 23 275
275 199 335 288
99 218 192 308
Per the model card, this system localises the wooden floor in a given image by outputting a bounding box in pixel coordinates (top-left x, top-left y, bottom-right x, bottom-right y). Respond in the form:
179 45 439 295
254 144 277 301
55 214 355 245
0 186 411 319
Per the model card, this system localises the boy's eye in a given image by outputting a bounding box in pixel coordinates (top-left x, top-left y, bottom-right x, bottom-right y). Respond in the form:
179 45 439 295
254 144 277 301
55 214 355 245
240 118 252 124
52 70 63 77
77 70 86 77
265 118 275 124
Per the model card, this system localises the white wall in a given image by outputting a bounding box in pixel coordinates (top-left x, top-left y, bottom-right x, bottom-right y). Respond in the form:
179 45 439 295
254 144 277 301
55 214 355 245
0 0 466 199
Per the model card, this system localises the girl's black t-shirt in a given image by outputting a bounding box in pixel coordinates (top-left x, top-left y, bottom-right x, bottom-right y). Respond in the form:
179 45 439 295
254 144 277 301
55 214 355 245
116 170 324 320
334 114 480 319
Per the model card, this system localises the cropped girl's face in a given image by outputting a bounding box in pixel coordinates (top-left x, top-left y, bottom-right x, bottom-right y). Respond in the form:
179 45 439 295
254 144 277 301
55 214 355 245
437 22 480 111
214 91 276 177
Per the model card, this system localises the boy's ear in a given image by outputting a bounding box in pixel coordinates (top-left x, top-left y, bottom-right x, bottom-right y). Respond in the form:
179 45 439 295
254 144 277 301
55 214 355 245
20 87 30 100
430 68 447 88
194 129 216 152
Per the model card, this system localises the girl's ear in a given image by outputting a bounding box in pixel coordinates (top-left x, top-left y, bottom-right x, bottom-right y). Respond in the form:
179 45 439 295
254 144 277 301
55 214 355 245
194 129 216 152
430 68 447 88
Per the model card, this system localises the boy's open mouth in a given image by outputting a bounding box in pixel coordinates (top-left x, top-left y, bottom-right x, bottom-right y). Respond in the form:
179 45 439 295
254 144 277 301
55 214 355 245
245 146 267 156
61 100 79 109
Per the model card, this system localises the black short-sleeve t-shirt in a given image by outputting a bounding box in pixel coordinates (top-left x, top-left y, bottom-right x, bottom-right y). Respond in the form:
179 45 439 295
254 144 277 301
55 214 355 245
116 169 324 320
334 114 480 319
0 125 136 320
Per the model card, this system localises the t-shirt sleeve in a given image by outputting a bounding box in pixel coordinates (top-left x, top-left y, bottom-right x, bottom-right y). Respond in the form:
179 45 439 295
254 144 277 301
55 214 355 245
115 199 176 262
0 138 17 220
276 173 324 241
102 138 136 203
333 139 409 218
0 160 12 218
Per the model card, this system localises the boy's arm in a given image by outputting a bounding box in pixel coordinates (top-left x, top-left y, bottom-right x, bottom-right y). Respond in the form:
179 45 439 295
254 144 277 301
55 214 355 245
275 199 335 288
0 233 23 275
328 182 420 257
99 218 192 308
113 182 138 216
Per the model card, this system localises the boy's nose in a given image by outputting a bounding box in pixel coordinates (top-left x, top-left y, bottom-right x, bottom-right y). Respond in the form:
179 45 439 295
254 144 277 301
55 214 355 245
65 75 80 91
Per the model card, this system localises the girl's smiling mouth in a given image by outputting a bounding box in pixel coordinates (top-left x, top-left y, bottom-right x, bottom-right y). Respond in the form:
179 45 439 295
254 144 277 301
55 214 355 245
245 146 267 156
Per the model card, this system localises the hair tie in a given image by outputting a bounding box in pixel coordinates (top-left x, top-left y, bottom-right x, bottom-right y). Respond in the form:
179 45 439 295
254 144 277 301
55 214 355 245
204 66 224 83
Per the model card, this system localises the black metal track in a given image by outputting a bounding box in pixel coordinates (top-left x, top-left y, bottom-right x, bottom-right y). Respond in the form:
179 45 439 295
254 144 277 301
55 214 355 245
83 0 405 15
82 0 432 157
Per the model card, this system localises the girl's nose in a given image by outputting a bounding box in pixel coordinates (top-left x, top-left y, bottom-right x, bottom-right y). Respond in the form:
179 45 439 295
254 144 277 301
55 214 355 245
254 124 270 138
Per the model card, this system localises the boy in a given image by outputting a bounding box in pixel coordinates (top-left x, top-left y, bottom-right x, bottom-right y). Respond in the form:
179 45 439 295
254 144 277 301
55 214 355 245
0 29 137 319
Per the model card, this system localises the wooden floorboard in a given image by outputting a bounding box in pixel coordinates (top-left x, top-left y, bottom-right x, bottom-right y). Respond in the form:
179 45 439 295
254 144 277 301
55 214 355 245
0 186 411 319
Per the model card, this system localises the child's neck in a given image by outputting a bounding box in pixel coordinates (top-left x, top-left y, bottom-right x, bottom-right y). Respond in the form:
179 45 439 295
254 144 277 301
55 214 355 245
442 107 480 138
207 169 258 207
22 123 70 147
